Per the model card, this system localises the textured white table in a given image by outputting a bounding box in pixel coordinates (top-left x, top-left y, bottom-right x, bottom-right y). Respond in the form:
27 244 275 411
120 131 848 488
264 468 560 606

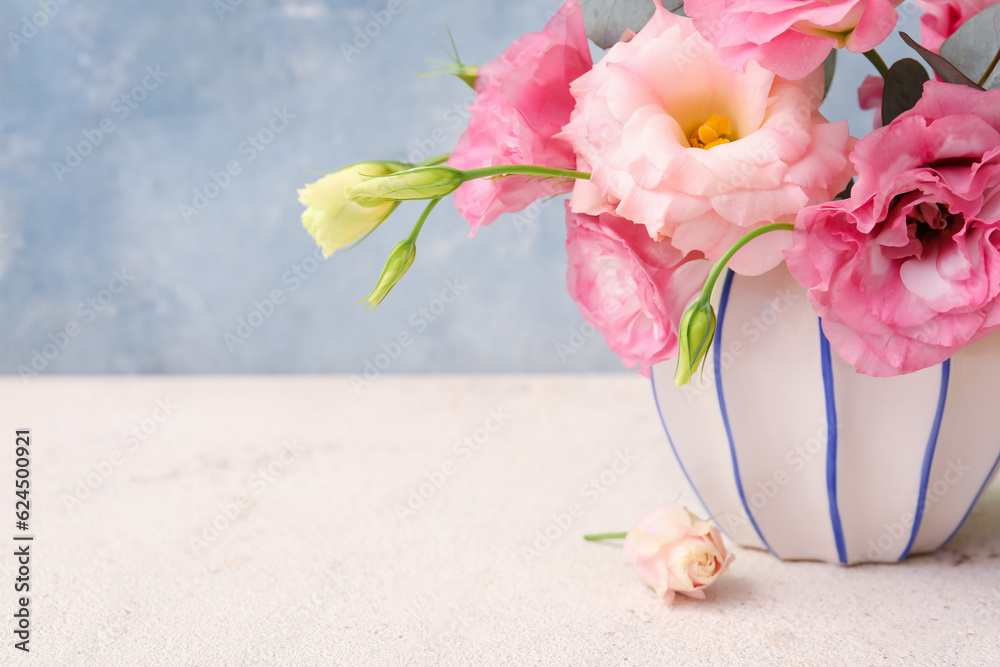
4 376 999 666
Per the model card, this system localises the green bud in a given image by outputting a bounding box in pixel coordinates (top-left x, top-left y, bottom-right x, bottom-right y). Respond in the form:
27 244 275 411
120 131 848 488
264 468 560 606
675 301 717 386
346 166 463 205
363 239 417 310
453 64 478 89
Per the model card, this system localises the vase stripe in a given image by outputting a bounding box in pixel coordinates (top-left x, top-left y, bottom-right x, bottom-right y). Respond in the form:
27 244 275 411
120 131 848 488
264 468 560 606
934 444 1000 551
648 374 733 540
899 360 951 560
819 325 848 564
715 270 777 557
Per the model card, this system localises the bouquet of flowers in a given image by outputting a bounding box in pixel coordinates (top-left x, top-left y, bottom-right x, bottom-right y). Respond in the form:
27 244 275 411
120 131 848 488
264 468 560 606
299 0 1000 382
297 0 1000 597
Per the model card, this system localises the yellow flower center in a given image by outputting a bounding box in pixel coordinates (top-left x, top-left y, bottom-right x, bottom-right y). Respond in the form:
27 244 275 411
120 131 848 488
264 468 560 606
690 114 733 149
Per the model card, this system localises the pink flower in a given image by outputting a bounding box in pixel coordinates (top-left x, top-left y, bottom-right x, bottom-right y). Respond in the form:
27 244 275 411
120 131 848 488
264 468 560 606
623 504 733 604
684 0 905 81
448 0 592 235
858 74 885 130
916 0 996 53
560 5 854 276
565 204 710 377
784 81 1000 377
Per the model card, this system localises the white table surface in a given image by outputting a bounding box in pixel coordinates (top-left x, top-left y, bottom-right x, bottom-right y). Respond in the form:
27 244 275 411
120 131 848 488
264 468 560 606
4 376 999 666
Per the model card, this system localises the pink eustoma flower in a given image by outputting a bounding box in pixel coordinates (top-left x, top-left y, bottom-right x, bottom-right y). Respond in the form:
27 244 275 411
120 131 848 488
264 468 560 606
684 0 905 81
916 0 997 53
785 81 1000 377
560 4 854 275
565 204 710 377
858 74 885 130
448 0 592 234
624 503 734 604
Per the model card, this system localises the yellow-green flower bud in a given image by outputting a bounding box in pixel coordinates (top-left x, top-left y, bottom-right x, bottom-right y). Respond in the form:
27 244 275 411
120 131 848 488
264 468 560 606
364 239 417 310
675 301 717 386
298 161 407 257
346 166 463 205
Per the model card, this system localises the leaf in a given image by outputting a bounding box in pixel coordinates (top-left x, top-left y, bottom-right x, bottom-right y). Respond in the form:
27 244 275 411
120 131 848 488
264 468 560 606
822 50 837 101
881 58 930 126
940 5 1000 89
580 0 682 49
834 179 854 201
900 32 983 90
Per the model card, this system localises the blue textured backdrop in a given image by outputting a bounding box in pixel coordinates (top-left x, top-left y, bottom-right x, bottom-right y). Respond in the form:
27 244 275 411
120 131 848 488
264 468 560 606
1 0 921 375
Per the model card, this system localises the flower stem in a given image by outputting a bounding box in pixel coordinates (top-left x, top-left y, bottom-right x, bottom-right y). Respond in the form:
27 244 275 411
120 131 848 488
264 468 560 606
583 532 628 541
415 153 451 167
407 197 443 243
863 49 890 78
461 165 591 182
978 46 1000 87
697 223 795 304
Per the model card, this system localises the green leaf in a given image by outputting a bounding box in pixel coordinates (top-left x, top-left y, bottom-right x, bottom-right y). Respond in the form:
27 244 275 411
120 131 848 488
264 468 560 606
581 0 682 49
940 5 1000 89
823 50 837 101
881 58 930 126
900 32 983 90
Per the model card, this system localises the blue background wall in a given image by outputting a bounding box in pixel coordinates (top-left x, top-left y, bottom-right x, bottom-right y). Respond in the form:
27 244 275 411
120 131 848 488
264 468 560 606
0 0 922 375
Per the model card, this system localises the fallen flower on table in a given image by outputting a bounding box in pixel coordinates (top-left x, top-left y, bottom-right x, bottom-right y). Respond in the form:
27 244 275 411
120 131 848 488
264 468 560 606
585 503 733 604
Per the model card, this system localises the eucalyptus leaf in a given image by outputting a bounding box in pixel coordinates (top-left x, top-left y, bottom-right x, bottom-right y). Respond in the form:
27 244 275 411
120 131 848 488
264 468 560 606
882 58 930 126
940 4 1000 89
823 50 837 101
900 32 983 90
581 0 682 49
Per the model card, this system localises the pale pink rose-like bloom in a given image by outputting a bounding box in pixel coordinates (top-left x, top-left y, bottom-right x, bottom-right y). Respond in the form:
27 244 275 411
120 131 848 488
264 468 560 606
785 82 1000 377
448 0 592 235
916 0 996 53
858 74 885 130
560 5 854 276
623 503 734 604
565 204 710 377
684 0 905 80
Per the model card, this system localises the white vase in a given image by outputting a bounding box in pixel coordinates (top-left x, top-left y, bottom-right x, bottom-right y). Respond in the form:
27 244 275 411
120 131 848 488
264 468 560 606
651 264 1000 564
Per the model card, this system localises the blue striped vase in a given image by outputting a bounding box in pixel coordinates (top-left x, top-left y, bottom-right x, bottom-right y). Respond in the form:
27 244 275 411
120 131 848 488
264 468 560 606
651 265 1000 564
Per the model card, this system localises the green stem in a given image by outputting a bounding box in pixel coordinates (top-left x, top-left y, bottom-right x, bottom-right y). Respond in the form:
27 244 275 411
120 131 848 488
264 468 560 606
583 532 628 541
407 197 443 243
415 153 451 168
978 46 1000 87
863 49 890 78
461 165 591 182
697 223 795 304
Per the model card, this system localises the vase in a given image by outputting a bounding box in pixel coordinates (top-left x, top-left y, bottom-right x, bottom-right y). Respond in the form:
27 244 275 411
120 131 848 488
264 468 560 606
650 264 1000 564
